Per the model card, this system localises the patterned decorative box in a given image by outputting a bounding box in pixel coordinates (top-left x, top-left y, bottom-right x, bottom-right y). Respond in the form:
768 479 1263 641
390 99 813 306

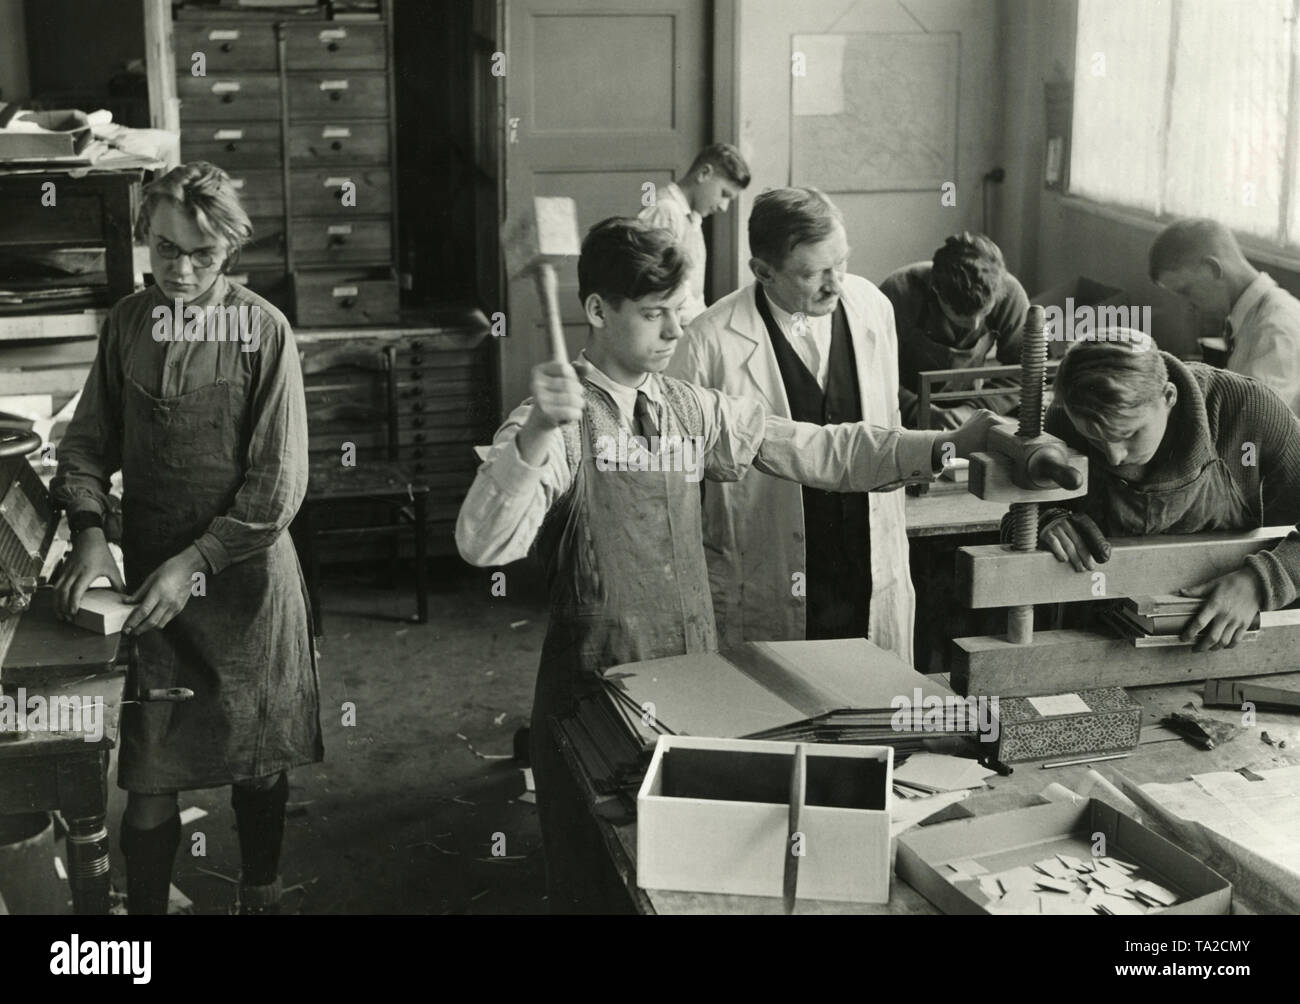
992 687 1141 763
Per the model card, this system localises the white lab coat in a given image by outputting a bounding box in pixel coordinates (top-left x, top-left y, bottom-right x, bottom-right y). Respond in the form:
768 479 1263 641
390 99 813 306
667 275 917 664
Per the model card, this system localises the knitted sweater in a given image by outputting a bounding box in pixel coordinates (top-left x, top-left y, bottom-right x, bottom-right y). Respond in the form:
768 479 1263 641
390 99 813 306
1038 353 1300 611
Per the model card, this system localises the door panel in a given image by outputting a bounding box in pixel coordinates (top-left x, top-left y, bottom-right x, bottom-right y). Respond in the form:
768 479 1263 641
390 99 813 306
502 0 709 414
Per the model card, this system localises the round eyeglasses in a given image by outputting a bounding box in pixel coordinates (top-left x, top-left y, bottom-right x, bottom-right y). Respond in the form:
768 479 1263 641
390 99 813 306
154 238 219 269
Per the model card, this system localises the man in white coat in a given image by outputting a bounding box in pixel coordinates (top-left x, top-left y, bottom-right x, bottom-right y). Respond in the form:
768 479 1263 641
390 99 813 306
667 187 916 663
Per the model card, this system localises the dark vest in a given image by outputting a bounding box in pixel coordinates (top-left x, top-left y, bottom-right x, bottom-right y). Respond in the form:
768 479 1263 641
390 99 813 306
755 286 872 639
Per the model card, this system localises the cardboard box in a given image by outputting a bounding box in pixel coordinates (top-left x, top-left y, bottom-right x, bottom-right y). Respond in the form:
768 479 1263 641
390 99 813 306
993 687 1141 763
637 735 893 903
897 798 1232 915
0 109 92 162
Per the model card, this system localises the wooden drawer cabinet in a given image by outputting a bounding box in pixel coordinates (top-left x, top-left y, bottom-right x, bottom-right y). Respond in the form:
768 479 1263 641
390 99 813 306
291 218 391 264
182 121 282 167
284 23 387 70
176 73 281 120
286 73 388 119
174 2 400 328
288 122 389 165
173 23 278 72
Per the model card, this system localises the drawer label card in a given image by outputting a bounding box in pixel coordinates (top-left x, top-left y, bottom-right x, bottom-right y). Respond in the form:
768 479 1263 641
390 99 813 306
211 81 241 93
214 128 244 140
321 126 352 138
324 176 353 187
332 286 359 298
230 178 246 189
327 225 354 235
319 28 348 41
320 80 350 91
208 30 240 41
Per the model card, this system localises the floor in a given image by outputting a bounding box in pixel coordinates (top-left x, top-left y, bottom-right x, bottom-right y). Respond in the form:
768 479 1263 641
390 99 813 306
57 556 553 915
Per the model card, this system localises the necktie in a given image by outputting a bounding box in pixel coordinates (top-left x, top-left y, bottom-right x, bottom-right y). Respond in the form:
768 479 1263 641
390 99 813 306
634 390 660 441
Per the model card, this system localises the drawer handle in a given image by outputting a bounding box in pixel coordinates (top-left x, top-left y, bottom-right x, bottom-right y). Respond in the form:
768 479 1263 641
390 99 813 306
412 448 424 460
411 354 423 365
413 433 426 443
225 141 237 152
328 234 348 247
329 91 343 102
338 297 355 309
221 93 234 104
411 401 424 413
221 42 233 53
328 41 340 52
330 140 343 151
412 417 424 428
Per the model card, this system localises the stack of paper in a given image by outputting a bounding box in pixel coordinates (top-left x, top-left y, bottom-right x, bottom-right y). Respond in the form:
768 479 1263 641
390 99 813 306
892 753 995 798
946 852 1181 915
599 639 987 752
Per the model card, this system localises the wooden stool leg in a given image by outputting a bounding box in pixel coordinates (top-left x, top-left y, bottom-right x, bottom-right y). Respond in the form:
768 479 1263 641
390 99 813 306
414 494 428 624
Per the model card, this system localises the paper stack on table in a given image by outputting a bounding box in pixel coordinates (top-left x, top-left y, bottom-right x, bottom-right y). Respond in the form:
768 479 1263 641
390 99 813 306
892 753 995 798
946 851 1181 915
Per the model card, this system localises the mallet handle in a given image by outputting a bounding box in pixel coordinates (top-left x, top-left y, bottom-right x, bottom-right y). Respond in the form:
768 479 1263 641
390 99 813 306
533 263 568 364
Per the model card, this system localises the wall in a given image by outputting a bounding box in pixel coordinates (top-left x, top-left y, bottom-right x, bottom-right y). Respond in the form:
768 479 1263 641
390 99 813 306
1000 0 1300 359
735 0 1005 286
0 0 29 105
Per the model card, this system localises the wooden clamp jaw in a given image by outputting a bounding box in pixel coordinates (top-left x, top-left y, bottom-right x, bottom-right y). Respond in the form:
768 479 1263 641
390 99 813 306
968 426 1088 503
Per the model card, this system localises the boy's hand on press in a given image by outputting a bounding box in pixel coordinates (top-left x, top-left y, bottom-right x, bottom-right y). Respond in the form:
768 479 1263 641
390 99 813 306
527 361 585 430
122 546 206 635
1179 568 1265 652
1039 512 1111 572
52 528 126 620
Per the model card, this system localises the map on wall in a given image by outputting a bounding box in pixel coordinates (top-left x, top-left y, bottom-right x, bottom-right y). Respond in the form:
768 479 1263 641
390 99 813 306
791 33 959 192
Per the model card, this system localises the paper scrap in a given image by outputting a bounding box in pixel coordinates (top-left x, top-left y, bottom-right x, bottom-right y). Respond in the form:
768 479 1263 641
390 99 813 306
1028 693 1092 716
179 806 207 826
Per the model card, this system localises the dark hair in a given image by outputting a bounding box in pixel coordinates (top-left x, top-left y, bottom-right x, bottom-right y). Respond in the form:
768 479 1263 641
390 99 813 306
578 217 690 307
687 143 752 188
1055 331 1168 433
1148 218 1240 283
748 187 843 268
930 233 1005 316
135 161 253 272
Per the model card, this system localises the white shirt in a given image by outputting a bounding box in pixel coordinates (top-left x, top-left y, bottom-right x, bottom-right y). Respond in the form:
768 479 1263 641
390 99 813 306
764 293 833 389
638 183 707 323
1226 272 1300 417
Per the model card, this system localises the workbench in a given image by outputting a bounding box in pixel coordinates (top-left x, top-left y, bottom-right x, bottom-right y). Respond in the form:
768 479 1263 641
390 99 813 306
557 676 1300 915
0 588 123 915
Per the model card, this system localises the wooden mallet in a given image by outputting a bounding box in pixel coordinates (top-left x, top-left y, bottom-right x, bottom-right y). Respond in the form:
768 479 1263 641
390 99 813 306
502 196 582 364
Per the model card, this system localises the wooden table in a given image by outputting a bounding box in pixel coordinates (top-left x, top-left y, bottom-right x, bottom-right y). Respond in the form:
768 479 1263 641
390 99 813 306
905 480 1007 538
561 676 1300 914
0 589 123 915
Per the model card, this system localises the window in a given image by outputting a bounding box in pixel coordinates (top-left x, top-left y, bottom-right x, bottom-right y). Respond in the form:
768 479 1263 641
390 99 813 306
1071 0 1300 249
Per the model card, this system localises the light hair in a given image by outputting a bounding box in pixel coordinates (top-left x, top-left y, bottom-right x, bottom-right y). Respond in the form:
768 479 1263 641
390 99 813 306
135 161 253 272
1055 329 1169 433
1148 218 1244 282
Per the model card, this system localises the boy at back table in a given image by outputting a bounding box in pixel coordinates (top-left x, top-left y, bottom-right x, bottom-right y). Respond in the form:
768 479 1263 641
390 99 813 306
456 216 1003 913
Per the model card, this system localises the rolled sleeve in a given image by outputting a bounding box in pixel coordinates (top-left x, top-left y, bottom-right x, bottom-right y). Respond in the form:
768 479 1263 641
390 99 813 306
1246 535 1300 611
455 403 571 567
51 315 123 519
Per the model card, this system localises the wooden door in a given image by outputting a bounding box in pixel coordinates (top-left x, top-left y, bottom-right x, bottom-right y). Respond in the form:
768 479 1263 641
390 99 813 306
500 0 711 412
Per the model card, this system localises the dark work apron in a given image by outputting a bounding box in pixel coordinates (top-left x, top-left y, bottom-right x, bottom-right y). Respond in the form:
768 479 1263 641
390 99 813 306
530 379 713 913
117 376 322 793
